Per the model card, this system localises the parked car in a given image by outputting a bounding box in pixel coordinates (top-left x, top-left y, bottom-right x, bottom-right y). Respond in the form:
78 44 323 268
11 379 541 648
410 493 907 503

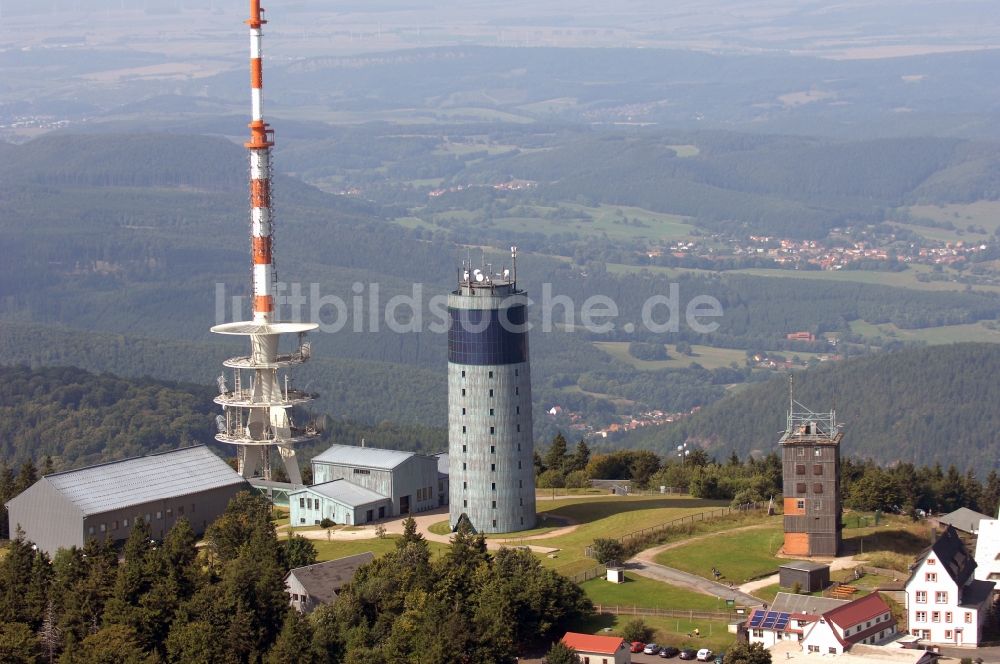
696 648 714 662
659 645 680 658
714 653 725 664
644 643 660 655
630 642 645 653
679 649 697 660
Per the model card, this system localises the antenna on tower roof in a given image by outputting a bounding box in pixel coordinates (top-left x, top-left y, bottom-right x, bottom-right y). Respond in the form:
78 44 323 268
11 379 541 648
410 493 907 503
789 373 794 414
511 245 517 286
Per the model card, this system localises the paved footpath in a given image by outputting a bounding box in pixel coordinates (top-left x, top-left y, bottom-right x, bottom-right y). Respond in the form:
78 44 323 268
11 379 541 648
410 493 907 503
625 557 766 607
286 507 564 553
626 523 777 607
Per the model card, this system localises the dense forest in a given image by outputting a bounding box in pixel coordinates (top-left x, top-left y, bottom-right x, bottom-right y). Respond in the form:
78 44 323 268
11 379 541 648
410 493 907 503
620 343 1000 469
0 492 591 663
0 365 446 471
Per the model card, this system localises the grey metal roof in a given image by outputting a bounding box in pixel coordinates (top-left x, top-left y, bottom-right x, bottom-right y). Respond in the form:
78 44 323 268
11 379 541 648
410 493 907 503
296 479 388 507
42 446 247 517
312 443 416 470
779 560 830 573
769 592 847 615
937 507 992 533
286 552 375 604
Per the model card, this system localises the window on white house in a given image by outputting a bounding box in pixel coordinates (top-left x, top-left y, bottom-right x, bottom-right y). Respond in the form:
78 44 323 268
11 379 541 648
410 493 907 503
916 611 927 622
965 612 973 624
916 591 927 603
925 573 937 582
935 591 948 603
945 630 953 640
932 612 940 623
945 612 953 623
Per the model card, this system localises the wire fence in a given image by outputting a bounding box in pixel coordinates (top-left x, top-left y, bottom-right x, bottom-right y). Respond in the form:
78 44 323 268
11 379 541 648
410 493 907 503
592 605 745 620
617 502 765 546
583 502 767 559
569 565 607 584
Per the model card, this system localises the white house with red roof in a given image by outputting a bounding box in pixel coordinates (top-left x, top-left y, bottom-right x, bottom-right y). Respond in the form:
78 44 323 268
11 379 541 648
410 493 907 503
560 632 630 664
905 525 995 647
745 592 849 648
800 592 897 655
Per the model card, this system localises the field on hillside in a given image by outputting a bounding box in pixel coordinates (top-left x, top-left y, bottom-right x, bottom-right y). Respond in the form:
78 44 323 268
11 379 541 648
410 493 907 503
907 201 1000 235
592 342 749 371
849 319 1000 344
607 262 1000 294
488 204 697 242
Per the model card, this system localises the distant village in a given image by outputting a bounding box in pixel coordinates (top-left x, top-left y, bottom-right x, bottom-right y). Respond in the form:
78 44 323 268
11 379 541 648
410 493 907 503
647 227 994 271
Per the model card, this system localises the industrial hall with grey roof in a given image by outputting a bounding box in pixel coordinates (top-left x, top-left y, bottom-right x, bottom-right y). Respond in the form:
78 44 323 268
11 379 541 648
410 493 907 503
5 446 248 555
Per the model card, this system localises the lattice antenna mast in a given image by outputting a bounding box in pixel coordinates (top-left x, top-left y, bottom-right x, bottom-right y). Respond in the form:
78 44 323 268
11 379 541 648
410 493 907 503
785 374 838 440
209 1 319 484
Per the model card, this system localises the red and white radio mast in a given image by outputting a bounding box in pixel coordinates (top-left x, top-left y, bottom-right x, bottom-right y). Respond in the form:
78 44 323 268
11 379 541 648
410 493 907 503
211 1 318 485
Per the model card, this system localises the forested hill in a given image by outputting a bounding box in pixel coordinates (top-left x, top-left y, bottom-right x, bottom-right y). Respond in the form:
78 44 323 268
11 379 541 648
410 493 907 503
625 343 1000 470
0 365 446 472
0 365 216 470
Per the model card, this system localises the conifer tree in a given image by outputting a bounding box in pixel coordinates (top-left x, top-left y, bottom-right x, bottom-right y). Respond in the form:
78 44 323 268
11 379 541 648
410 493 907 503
544 433 569 472
265 609 316 664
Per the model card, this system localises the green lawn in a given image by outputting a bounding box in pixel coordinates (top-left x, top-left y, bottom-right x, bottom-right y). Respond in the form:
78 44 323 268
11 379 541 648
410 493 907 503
580 573 730 612
529 496 756 577
311 535 448 562
428 513 566 539
574 613 736 652
655 524 784 583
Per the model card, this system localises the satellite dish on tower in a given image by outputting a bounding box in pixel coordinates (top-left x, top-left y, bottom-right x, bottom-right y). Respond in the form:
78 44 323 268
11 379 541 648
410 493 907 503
474 269 485 282
215 415 227 434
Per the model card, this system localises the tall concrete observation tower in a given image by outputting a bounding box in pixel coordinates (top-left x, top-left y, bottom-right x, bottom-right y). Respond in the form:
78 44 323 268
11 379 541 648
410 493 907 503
448 249 536 533
210 0 318 484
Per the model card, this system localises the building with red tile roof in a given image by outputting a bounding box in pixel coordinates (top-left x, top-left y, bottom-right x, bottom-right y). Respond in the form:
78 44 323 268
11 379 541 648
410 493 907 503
560 632 630 664
801 592 897 655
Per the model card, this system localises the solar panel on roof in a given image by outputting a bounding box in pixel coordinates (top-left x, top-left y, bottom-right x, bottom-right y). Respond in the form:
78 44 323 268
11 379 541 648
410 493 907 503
749 613 764 627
